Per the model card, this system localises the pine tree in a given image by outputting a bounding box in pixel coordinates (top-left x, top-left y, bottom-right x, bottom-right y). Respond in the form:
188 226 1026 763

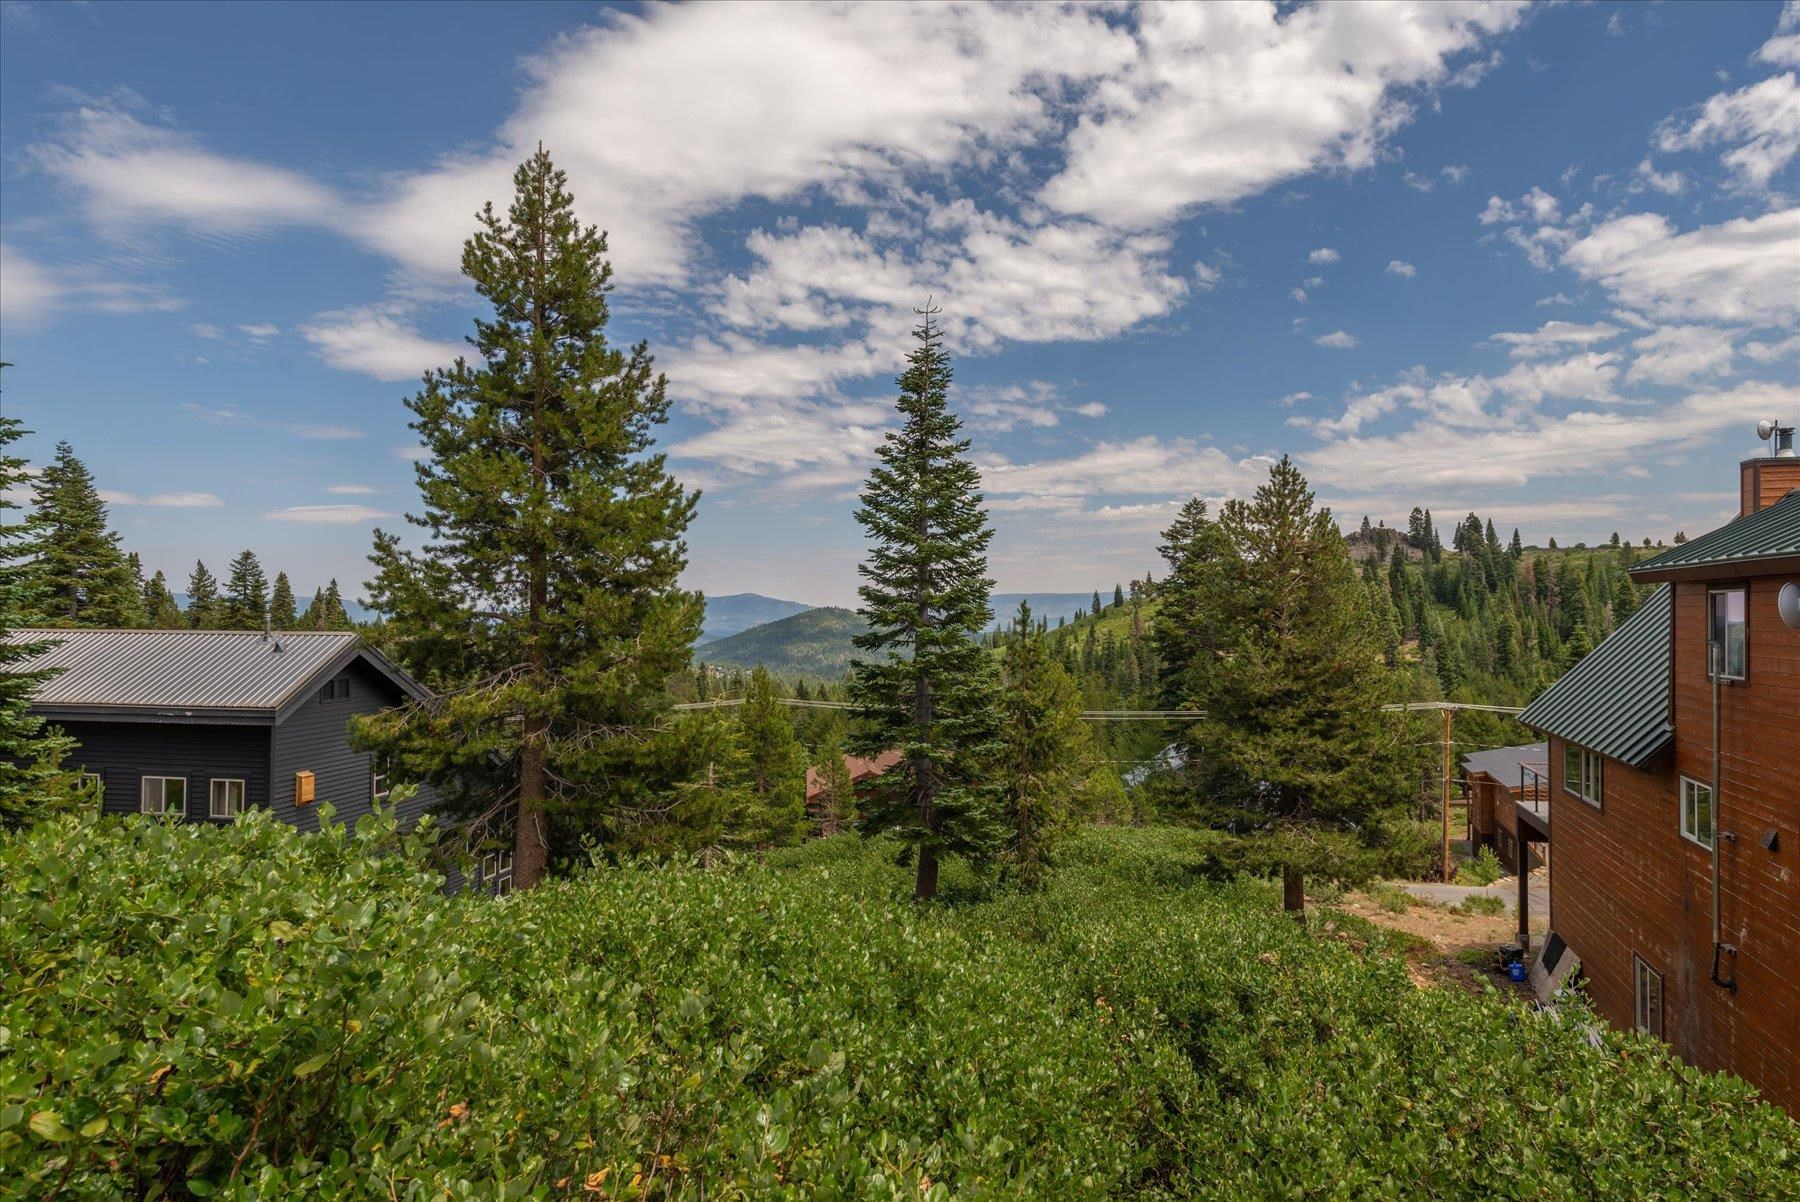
1090 590 1102 617
26 442 139 626
358 148 702 889
185 560 222 629
141 570 184 627
1509 527 1524 557
810 716 857 837
0 410 81 827
268 572 297 629
996 601 1086 890
1112 582 1125 608
221 549 269 630
849 305 1003 901
725 666 807 846
1179 458 1413 913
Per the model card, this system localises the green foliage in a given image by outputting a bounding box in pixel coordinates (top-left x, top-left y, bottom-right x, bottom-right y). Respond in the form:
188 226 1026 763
268 571 298 630
722 667 807 847
1363 881 1416 914
699 606 867 680
849 307 1004 899
809 716 856 836
1453 892 1507 917
995 601 1087 889
25 441 140 627
141 569 184 628
221 549 270 630
1455 845 1505 887
185 559 222 629
298 579 354 631
5 820 1792 1197
359 148 701 886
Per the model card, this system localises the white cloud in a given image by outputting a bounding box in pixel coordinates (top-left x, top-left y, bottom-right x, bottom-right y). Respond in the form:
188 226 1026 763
1276 390 1313 406
1040 2 1523 227
237 323 279 339
1074 401 1108 418
191 323 224 339
1744 331 1800 362
1536 292 1577 307
326 484 379 495
1633 157 1687 195
289 425 364 440
1657 72 1800 191
1624 325 1736 385
99 490 224 508
263 504 394 524
979 436 1273 504
1386 259 1416 278
1308 246 1340 265
1562 208 1800 327
1441 164 1470 184
957 381 1065 432
1290 287 1308 303
1489 320 1622 358
300 305 465 381
30 94 339 235
0 242 183 327
668 399 890 478
1315 330 1359 349
1760 2 1800 68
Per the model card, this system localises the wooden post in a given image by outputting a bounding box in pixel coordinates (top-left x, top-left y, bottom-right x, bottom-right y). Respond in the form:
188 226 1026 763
1518 842 1531 952
1441 706 1453 883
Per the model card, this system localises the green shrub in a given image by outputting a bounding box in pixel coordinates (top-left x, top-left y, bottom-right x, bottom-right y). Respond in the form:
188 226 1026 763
1363 881 1415 913
1453 893 1508 917
3 815 1793 1198
1454 845 1505 887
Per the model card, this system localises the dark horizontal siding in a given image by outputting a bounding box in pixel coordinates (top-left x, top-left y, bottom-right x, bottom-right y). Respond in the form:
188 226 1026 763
58 719 270 823
271 658 437 834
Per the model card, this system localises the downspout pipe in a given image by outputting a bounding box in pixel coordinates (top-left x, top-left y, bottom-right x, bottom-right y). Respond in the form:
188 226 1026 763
1710 640 1738 992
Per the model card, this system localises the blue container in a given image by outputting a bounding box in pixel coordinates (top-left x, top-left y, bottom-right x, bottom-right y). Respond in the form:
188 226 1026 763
1507 960 1527 983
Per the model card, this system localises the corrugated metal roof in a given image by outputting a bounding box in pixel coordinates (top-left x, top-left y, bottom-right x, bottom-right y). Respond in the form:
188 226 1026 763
1630 489 1800 580
1461 742 1547 783
4 628 360 713
1517 584 1673 766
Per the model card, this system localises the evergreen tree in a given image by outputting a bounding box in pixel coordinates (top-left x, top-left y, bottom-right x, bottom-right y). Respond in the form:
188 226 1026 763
1509 527 1524 557
849 306 1002 901
810 715 856 836
1112 582 1125 609
725 666 807 846
357 148 702 889
0 411 82 827
1175 458 1413 913
26 442 139 626
185 560 222 629
996 601 1086 890
221 549 269 630
141 570 184 628
268 572 297 629
1090 590 1102 617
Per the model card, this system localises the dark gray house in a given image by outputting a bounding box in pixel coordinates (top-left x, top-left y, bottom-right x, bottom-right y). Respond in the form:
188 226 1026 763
7 627 439 837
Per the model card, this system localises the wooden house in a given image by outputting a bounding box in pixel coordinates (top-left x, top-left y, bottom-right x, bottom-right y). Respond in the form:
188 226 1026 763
1519 438 1800 1113
1460 741 1548 873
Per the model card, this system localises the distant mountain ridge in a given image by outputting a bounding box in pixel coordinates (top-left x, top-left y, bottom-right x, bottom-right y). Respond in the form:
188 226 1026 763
987 593 1100 630
698 592 814 643
695 606 867 679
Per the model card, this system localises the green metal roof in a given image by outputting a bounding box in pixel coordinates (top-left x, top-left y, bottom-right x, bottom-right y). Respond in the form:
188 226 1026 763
1517 584 1672 766
1630 489 1800 582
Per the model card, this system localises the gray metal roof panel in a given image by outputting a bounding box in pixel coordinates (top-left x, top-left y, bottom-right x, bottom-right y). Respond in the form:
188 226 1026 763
5 628 361 712
1517 584 1673 766
1630 489 1800 578
1461 742 1547 783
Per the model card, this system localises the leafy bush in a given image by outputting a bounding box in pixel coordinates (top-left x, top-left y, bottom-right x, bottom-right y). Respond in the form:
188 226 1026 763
3 813 1794 1198
1363 881 1416 913
1455 845 1505 887
1453 893 1508 917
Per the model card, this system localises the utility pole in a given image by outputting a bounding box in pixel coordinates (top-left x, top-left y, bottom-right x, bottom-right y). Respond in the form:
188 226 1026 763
1441 706 1454 883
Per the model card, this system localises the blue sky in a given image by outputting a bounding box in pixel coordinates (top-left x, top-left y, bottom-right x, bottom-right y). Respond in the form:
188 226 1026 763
2 1 1796 607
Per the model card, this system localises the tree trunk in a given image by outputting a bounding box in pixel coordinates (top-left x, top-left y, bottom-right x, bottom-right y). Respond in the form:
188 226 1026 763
512 723 550 891
1282 865 1305 916
915 840 939 901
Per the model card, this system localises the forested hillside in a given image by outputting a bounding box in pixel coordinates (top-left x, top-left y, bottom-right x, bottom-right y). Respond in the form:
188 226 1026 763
697 606 868 677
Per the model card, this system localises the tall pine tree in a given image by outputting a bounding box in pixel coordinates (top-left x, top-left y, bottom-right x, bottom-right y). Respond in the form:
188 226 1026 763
268 571 297 629
1169 458 1414 913
0 410 80 827
27 442 139 626
849 306 1002 901
723 666 807 847
141 570 184 628
185 560 221 629
809 714 856 836
996 601 1086 890
221 549 269 630
359 148 701 889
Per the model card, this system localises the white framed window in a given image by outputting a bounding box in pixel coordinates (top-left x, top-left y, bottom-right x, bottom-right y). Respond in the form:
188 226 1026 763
1679 777 1714 850
1633 954 1664 1039
1562 744 1603 808
78 772 103 799
1708 588 1747 681
371 756 390 804
210 778 245 820
140 776 187 816
477 850 515 898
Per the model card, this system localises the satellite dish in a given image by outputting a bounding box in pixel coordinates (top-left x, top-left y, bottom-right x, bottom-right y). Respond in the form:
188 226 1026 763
1758 419 1777 441
1781 582 1800 631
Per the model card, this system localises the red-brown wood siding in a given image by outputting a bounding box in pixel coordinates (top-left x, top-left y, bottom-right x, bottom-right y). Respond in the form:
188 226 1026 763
1549 572 1800 1114
1740 458 1800 515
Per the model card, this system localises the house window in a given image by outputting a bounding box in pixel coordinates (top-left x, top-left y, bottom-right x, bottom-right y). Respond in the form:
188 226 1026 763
318 678 351 703
1680 778 1714 850
1633 954 1664 1039
210 778 246 820
1562 744 1603 808
371 756 390 804
477 851 515 898
78 772 102 799
1708 588 1747 680
140 776 187 816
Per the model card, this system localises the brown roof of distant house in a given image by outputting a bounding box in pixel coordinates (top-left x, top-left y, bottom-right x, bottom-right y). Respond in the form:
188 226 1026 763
805 749 902 802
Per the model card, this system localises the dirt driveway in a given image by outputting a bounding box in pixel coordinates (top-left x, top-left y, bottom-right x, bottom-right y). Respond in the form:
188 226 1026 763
1333 880 1549 995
